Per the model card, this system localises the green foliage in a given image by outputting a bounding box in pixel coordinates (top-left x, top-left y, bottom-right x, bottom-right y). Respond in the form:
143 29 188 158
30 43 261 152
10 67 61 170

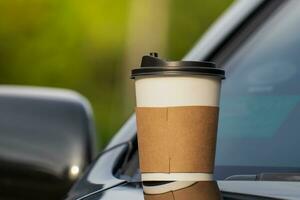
168 0 233 59
0 0 232 149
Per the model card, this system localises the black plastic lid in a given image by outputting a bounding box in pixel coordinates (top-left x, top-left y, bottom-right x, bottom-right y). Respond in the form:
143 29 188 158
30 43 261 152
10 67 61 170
131 53 225 79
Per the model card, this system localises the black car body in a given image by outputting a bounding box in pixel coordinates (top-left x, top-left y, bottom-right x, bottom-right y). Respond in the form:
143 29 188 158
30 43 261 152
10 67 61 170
67 0 300 199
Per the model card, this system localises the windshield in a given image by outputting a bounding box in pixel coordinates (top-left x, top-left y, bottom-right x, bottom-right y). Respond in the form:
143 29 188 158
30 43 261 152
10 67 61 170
215 0 300 179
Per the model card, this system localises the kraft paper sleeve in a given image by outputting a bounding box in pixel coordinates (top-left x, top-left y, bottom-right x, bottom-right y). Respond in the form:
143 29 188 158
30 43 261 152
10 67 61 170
136 106 219 173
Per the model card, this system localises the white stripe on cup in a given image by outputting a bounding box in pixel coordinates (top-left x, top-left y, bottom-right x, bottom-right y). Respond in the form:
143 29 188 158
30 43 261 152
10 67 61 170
141 173 214 181
135 76 221 107
143 181 196 195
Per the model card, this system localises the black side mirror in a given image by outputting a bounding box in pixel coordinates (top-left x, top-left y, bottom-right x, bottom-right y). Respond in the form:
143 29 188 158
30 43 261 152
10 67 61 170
0 86 97 200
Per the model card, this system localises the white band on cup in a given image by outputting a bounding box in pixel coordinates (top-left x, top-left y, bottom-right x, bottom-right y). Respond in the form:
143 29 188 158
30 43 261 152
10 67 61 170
135 76 221 107
141 173 214 181
143 181 196 195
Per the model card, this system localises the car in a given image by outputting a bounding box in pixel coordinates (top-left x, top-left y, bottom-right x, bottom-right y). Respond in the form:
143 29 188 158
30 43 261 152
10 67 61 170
65 0 300 199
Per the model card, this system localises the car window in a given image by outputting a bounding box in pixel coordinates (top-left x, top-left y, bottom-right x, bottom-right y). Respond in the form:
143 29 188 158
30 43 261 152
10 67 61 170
216 0 300 171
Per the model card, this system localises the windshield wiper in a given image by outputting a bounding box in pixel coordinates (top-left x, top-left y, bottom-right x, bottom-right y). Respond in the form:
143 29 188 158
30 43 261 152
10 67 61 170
225 173 300 182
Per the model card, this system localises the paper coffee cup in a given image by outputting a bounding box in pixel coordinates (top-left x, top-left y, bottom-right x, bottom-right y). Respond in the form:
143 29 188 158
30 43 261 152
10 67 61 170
131 53 225 182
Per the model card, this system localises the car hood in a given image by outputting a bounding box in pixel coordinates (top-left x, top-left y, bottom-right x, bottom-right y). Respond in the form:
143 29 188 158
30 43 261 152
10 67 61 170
219 180 300 200
74 181 300 200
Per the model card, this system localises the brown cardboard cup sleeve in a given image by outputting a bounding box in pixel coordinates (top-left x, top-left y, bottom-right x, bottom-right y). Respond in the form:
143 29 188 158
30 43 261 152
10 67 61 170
144 181 221 200
136 106 219 173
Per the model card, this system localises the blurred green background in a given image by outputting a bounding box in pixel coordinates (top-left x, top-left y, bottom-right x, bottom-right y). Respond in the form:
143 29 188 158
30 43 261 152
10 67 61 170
0 0 232 148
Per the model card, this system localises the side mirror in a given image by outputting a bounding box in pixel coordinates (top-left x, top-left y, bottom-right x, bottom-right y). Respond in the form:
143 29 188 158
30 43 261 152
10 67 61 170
0 86 97 199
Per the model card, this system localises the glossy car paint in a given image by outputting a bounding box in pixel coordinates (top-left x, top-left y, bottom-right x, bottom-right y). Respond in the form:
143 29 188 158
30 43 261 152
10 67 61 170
67 115 136 199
